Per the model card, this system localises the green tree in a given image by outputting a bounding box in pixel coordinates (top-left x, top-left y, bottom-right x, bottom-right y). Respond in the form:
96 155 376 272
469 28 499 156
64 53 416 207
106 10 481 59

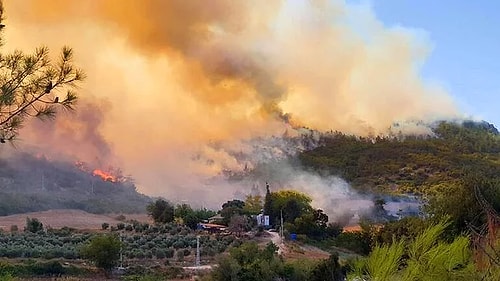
147 198 174 224
269 190 313 226
243 194 263 215
0 3 84 143
25 217 43 233
291 209 330 239
310 254 344 281
220 199 246 225
263 182 274 224
80 234 121 274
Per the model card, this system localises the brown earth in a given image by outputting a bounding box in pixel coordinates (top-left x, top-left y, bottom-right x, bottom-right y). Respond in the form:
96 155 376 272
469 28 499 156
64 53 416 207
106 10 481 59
0 209 150 231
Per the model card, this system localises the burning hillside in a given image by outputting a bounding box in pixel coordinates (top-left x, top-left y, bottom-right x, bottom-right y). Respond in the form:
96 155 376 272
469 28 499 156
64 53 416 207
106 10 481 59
0 151 151 215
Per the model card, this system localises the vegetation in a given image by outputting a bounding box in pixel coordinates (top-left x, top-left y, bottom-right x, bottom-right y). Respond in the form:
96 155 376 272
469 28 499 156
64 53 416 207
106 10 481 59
0 2 84 144
147 199 175 224
0 222 232 262
80 234 121 273
348 221 482 281
299 121 500 196
208 241 344 281
24 217 43 233
0 152 152 215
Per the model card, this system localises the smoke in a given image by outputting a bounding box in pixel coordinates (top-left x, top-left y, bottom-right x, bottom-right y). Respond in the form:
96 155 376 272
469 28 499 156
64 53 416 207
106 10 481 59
17 100 118 168
2 1 461 208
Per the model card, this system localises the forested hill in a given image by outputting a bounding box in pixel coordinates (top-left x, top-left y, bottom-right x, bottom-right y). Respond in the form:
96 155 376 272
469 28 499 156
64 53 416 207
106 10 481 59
299 121 500 195
0 152 152 215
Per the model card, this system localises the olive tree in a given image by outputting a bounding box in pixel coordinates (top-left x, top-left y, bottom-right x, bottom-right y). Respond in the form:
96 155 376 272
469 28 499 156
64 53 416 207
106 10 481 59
80 234 121 274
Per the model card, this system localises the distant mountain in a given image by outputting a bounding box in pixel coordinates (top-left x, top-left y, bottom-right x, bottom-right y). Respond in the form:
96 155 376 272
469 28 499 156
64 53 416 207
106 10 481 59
299 120 500 194
0 152 152 215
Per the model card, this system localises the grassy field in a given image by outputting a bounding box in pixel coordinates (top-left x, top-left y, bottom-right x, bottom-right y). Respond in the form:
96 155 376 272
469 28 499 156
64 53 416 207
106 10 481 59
0 209 149 231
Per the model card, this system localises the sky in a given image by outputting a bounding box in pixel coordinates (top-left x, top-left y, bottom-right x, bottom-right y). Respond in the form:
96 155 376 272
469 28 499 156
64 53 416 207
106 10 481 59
369 0 500 127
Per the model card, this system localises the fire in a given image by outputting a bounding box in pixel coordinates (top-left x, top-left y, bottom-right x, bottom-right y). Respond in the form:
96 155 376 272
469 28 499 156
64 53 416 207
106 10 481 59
74 160 124 183
92 169 117 182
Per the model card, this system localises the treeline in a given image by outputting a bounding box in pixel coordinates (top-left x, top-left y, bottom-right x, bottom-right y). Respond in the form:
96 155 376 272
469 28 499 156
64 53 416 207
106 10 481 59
299 120 500 194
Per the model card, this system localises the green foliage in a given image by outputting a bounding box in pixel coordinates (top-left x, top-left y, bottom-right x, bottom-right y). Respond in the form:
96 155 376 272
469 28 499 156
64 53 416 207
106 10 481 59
332 231 371 255
174 204 217 229
24 217 43 233
220 199 246 225
374 217 428 245
0 16 85 143
147 199 174 224
0 260 84 278
348 221 477 281
299 121 500 197
80 234 121 271
426 168 500 235
263 188 316 233
210 241 344 281
289 209 332 240
243 194 263 215
309 254 344 281
0 223 230 263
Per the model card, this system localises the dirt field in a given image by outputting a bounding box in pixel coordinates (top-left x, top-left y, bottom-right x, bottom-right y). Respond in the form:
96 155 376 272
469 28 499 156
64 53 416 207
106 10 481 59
0 209 150 231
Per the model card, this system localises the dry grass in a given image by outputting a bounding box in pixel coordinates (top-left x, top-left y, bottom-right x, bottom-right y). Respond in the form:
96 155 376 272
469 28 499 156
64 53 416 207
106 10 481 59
0 209 149 231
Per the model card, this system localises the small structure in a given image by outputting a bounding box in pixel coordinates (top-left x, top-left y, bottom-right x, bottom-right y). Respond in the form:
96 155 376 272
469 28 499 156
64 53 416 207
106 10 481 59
256 213 270 227
197 223 226 233
208 214 224 224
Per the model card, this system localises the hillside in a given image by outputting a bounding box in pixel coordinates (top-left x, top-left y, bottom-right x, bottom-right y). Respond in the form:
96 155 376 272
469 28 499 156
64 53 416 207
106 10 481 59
299 121 500 197
0 152 152 215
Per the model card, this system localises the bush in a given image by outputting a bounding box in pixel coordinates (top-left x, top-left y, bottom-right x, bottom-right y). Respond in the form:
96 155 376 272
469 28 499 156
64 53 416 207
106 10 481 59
80 234 121 272
115 215 126 221
25 218 43 233
154 249 166 259
176 250 184 262
165 248 175 259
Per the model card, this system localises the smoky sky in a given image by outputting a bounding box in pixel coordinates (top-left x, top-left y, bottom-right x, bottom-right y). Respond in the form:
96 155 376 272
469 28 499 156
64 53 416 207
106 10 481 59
4 0 460 202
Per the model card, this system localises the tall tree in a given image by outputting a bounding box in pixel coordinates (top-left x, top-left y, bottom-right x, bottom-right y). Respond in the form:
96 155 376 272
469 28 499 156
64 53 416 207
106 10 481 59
263 182 274 224
147 198 174 223
0 3 84 143
243 194 263 215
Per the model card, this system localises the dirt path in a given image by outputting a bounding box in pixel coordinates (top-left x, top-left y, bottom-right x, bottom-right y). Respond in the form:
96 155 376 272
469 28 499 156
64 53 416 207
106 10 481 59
266 231 286 255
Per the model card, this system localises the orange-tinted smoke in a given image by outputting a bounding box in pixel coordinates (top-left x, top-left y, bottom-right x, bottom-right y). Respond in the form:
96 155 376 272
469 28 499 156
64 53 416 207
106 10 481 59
3 0 460 197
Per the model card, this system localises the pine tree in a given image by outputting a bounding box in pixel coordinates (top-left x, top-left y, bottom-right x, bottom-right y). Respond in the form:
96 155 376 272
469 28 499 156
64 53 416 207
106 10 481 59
0 2 84 143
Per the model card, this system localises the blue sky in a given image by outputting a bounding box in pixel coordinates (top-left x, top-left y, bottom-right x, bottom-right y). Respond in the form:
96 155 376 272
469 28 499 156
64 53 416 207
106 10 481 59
366 0 500 127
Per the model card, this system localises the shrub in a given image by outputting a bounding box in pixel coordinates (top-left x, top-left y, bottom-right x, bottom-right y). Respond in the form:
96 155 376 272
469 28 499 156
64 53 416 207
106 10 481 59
80 234 121 272
165 248 175 258
25 218 43 233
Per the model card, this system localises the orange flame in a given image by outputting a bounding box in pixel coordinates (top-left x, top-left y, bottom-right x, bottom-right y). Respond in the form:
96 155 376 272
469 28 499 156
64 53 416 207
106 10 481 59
92 169 117 182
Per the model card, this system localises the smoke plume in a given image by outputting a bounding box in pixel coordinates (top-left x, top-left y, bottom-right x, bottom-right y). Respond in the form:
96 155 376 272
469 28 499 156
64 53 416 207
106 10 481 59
3 1 460 207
